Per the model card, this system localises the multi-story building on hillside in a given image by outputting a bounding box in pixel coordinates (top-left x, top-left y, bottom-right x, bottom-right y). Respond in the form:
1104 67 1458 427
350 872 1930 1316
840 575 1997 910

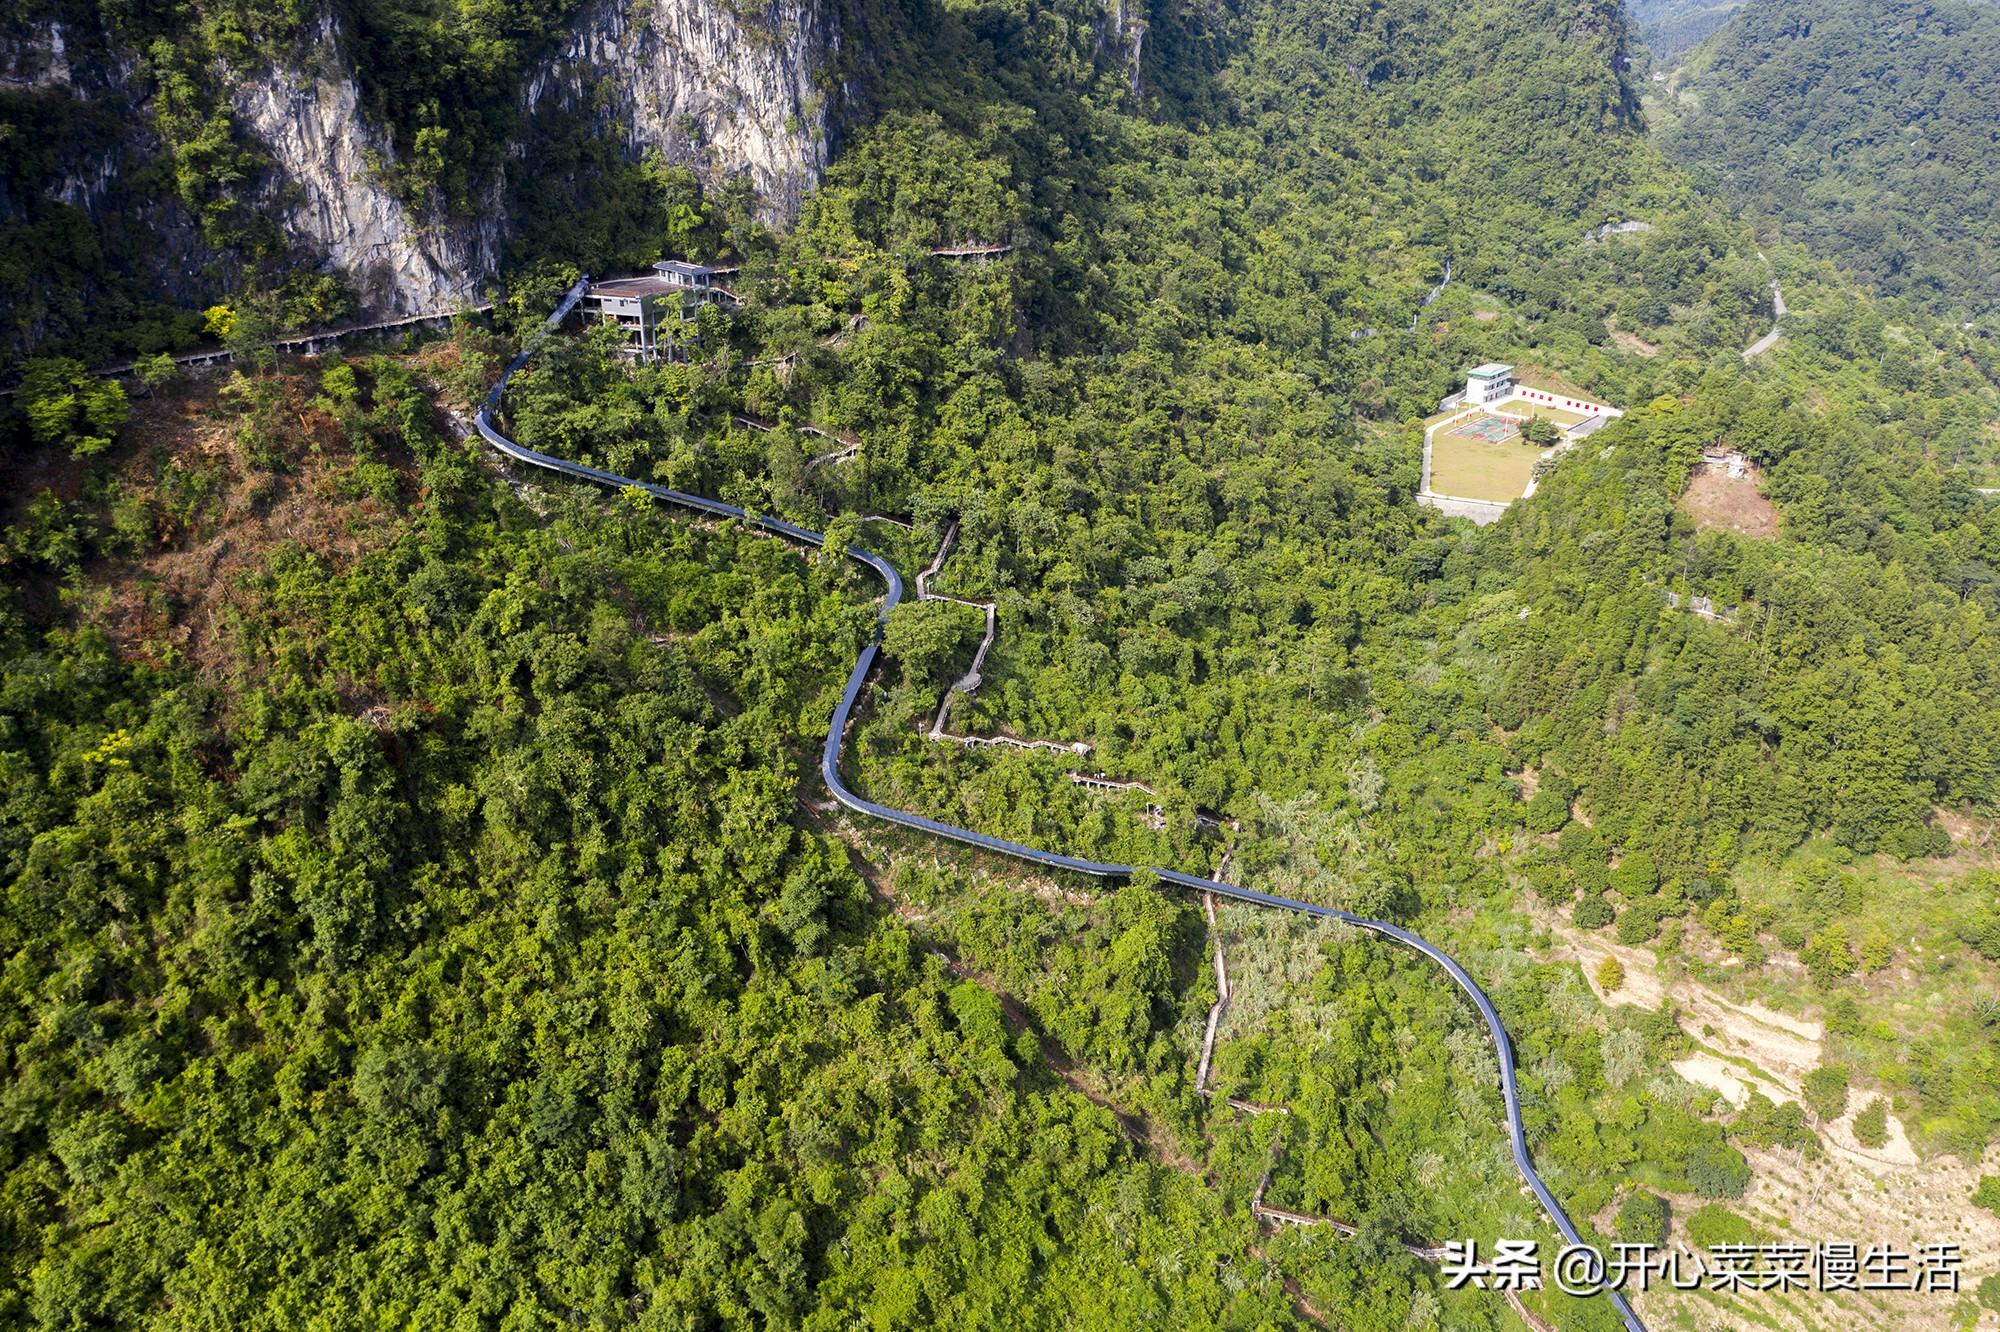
1464 363 1516 405
577 260 729 363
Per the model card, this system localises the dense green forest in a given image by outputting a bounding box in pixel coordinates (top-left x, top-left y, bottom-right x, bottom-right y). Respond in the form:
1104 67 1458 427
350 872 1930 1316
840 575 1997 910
1652 0 2000 317
6 0 2000 1326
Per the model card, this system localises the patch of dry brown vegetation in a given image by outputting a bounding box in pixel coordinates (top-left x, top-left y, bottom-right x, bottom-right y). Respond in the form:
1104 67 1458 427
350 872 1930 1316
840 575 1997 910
1606 321 1661 357
1679 458 1781 538
80 364 419 679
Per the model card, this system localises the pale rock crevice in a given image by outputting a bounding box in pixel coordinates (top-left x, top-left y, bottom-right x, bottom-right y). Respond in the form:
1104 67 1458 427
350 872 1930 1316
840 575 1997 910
523 0 832 222
1095 0 1146 94
228 19 496 314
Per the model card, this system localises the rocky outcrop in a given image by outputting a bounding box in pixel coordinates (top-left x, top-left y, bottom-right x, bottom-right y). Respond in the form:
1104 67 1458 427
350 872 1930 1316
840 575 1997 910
2 19 135 215
0 17 75 91
229 21 496 314
0 18 218 348
523 0 832 222
3 0 836 337
1095 0 1147 94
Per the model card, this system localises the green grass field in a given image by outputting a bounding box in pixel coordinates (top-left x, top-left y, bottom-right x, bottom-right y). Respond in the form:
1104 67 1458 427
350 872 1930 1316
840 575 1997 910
1516 401 1593 427
1429 433 1542 501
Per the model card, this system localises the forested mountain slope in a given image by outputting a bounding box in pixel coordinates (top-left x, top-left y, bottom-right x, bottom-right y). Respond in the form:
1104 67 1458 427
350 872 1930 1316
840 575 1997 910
1650 0 2000 317
1626 0 1747 60
6 0 2000 1325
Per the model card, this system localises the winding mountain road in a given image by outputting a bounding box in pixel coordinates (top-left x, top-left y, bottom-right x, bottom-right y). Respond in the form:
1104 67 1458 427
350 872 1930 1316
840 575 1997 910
1742 256 1787 361
475 277 1648 1332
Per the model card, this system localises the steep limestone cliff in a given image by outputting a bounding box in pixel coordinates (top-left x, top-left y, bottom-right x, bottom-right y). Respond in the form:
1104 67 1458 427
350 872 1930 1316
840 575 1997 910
228 20 496 315
3 0 835 345
523 0 832 222
1095 0 1146 93
1 17 213 347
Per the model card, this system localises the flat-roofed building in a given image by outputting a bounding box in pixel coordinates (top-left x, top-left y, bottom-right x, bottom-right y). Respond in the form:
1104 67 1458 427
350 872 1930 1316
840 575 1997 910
652 259 718 291
578 260 724 362
1464 363 1515 405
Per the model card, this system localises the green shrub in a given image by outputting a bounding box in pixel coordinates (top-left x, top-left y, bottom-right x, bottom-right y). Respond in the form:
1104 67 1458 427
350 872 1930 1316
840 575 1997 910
1685 1139 1751 1198
1525 788 1571 833
1610 850 1660 898
1574 895 1615 930
1801 1064 1848 1123
1684 1203 1758 1249
1853 1098 1889 1148
1615 1190 1669 1246
19 357 128 457
1801 923 1857 987
1732 1094 1813 1150
1615 897 1671 944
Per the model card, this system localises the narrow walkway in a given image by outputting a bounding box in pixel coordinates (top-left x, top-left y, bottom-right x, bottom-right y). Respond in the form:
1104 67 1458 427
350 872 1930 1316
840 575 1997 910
1249 1138 1558 1332
919 521 1088 755
1 302 488 394
1196 876 1287 1113
472 277 1647 1332
731 413 862 469
1197 888 1229 1095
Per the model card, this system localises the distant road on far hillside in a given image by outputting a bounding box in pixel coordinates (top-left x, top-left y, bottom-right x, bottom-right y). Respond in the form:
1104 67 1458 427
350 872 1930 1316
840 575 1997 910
1743 273 1786 361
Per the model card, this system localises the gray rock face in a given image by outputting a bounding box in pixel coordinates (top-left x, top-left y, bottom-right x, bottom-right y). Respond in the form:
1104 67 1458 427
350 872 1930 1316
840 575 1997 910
2 20 133 215
6 0 834 327
524 0 832 222
228 21 498 315
0 18 75 91
1094 0 1146 94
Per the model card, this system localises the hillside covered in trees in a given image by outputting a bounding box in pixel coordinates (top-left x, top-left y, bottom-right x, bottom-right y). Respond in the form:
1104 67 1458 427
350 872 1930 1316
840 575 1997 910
1627 0 1748 59
5 0 2000 1327
1652 0 2000 317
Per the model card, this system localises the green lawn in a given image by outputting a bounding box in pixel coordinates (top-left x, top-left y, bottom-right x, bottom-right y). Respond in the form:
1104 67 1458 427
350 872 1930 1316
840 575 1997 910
1511 401 1594 427
1429 433 1543 501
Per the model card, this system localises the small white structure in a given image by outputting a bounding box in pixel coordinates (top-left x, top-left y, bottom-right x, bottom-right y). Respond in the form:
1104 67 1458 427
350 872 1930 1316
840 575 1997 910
1464 363 1516 405
652 259 717 292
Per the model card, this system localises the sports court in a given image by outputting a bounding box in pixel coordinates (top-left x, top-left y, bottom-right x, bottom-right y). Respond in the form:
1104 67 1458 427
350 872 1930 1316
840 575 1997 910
1420 371 1624 509
1446 411 1523 443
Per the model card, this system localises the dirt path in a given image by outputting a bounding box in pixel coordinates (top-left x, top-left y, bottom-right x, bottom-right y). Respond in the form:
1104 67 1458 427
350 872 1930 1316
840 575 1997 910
1545 906 1823 1091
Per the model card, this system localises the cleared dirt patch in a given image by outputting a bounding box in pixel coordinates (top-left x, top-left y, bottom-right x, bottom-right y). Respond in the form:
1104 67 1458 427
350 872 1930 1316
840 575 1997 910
1679 458 1781 538
1510 365 1596 400
1541 904 2000 1331
1607 323 1661 357
1542 905 1824 1090
1671 1052 1760 1107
